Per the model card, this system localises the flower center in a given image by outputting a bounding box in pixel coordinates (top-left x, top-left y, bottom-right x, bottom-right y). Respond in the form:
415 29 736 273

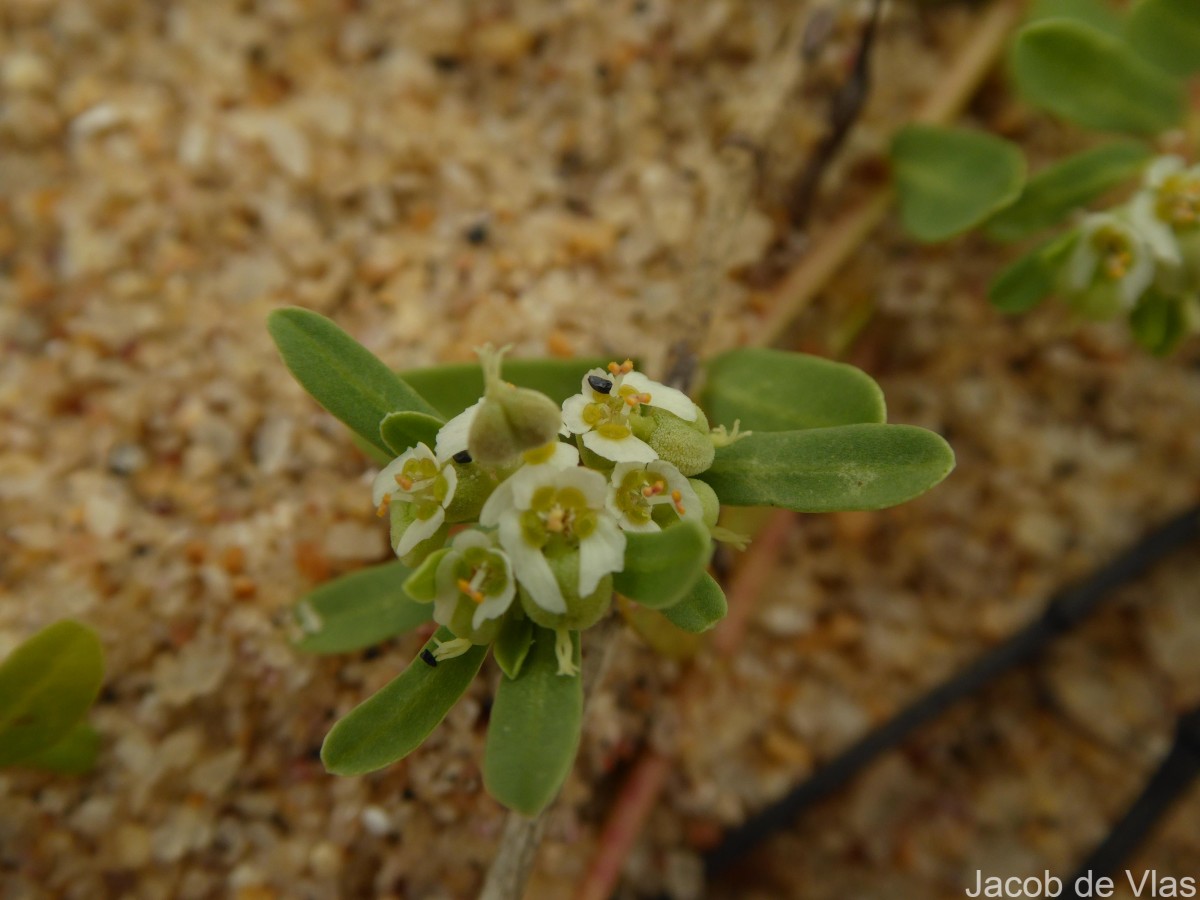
1091 226 1135 281
614 469 686 525
520 485 598 548
393 457 451 520
454 546 507 603
1156 175 1200 230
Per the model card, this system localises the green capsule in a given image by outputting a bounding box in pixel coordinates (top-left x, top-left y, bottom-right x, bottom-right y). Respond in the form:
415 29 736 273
467 346 563 465
519 549 612 631
643 406 714 476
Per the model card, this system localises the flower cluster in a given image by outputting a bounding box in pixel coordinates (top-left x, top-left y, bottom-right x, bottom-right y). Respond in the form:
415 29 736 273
1058 155 1200 349
376 350 731 676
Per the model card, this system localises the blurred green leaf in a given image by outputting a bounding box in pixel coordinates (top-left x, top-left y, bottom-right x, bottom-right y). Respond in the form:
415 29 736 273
891 125 1026 242
701 348 886 432
484 627 581 815
1011 20 1184 135
659 574 728 634
293 561 432 654
985 142 1152 241
18 721 101 775
322 628 486 776
493 614 535 680
988 232 1077 313
1027 0 1123 35
267 307 441 455
612 520 711 609
380 411 444 455
1130 289 1191 355
700 424 955 512
400 357 612 419
1125 0 1200 76
0 620 104 768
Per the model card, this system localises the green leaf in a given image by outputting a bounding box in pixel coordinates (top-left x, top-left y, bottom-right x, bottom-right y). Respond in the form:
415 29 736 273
493 614 535 680
891 125 1026 242
1028 0 1123 35
700 424 955 512
701 348 886 432
1126 0 1200 77
380 411 444 455
484 627 581 815
292 561 432 655
1011 20 1184 135
988 232 1077 313
18 721 101 774
0 620 105 768
985 142 1152 242
1130 289 1191 356
322 628 486 776
612 519 711 609
267 307 441 455
659 574 728 634
400 357 611 419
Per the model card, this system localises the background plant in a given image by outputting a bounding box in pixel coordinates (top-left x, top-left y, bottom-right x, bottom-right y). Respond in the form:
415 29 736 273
889 0 1200 355
0 620 104 775
268 307 955 816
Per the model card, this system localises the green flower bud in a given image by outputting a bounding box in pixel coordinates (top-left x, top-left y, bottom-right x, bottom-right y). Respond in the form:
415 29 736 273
467 345 562 465
518 548 612 631
687 478 720 528
643 406 714 476
443 461 501 523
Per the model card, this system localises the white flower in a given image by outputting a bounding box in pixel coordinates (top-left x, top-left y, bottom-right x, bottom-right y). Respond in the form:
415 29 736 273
606 460 702 533
561 360 700 463
434 399 484 462
433 529 516 632
1130 155 1200 267
372 442 457 557
1066 213 1155 310
482 465 625 615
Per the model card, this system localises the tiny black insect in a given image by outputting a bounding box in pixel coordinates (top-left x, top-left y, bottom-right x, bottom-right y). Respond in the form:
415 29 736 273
588 375 613 394
420 649 438 667
453 450 472 464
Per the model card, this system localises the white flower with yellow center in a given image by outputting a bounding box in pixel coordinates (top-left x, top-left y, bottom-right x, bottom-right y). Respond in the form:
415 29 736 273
372 442 457 557
481 465 624 617
607 460 702 533
1065 213 1155 312
560 360 700 463
425 529 516 661
1130 155 1200 268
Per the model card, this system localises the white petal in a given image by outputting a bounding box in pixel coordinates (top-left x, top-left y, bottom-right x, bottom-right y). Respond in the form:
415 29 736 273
561 394 592 435
472 556 516 629
579 515 625 596
579 367 609 395
1144 155 1184 189
1066 228 1099 291
499 513 565 614
622 371 698 422
479 478 515 526
1130 192 1182 264
434 399 483 461
541 441 580 470
395 506 444 557
451 528 491 552
1121 249 1155 308
553 466 608 508
439 462 458 509
432 594 458 630
582 429 657 463
506 466 548 511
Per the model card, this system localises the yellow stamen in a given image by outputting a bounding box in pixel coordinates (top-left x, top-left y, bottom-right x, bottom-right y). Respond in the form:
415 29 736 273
375 494 391 517
457 578 485 604
394 473 414 491
671 489 686 515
